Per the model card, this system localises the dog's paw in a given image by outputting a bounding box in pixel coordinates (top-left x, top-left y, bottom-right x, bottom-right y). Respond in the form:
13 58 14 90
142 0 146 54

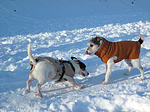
76 85 84 89
139 78 144 81
102 82 108 85
37 92 43 98
26 89 30 93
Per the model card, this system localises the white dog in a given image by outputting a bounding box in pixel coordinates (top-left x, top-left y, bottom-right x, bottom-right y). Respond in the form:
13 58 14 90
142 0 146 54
85 33 144 85
26 43 89 97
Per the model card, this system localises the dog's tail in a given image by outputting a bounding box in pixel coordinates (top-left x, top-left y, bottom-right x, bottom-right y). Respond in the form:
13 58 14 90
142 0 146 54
28 43 37 65
136 33 144 44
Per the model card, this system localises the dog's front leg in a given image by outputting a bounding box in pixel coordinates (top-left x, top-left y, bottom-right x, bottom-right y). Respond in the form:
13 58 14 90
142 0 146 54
64 76 84 89
102 56 117 85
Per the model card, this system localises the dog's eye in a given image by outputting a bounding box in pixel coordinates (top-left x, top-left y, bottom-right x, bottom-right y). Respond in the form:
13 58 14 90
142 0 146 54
82 68 85 71
90 44 93 47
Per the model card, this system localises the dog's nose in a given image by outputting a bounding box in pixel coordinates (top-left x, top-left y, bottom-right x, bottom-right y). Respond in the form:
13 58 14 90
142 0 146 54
87 72 89 75
85 51 88 54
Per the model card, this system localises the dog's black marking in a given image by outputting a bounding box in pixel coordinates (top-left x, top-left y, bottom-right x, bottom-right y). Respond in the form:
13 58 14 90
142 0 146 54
139 38 143 44
56 60 75 82
71 57 86 70
78 60 86 70
89 36 103 46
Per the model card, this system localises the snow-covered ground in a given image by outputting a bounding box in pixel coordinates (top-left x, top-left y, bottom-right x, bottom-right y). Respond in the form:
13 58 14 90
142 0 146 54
0 0 150 111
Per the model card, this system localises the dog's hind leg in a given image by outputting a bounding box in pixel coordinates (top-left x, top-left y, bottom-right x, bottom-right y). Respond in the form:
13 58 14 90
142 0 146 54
124 59 133 75
36 80 47 98
102 56 117 85
132 58 144 81
26 76 35 93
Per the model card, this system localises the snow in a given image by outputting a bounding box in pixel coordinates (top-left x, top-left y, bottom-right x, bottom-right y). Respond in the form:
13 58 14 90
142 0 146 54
0 0 150 111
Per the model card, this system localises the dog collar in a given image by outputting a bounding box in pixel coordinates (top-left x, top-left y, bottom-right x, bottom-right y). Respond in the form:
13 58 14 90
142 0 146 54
57 61 65 82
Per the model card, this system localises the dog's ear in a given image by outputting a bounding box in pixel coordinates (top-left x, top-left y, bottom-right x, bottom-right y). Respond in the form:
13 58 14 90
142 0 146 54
71 57 75 60
97 38 100 42
71 57 78 62
96 36 103 42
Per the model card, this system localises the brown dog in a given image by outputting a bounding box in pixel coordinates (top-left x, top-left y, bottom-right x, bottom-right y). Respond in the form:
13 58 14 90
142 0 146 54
85 33 144 85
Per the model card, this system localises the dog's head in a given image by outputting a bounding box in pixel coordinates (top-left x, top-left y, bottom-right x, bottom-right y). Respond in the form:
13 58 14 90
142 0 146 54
71 57 89 76
85 36 103 55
